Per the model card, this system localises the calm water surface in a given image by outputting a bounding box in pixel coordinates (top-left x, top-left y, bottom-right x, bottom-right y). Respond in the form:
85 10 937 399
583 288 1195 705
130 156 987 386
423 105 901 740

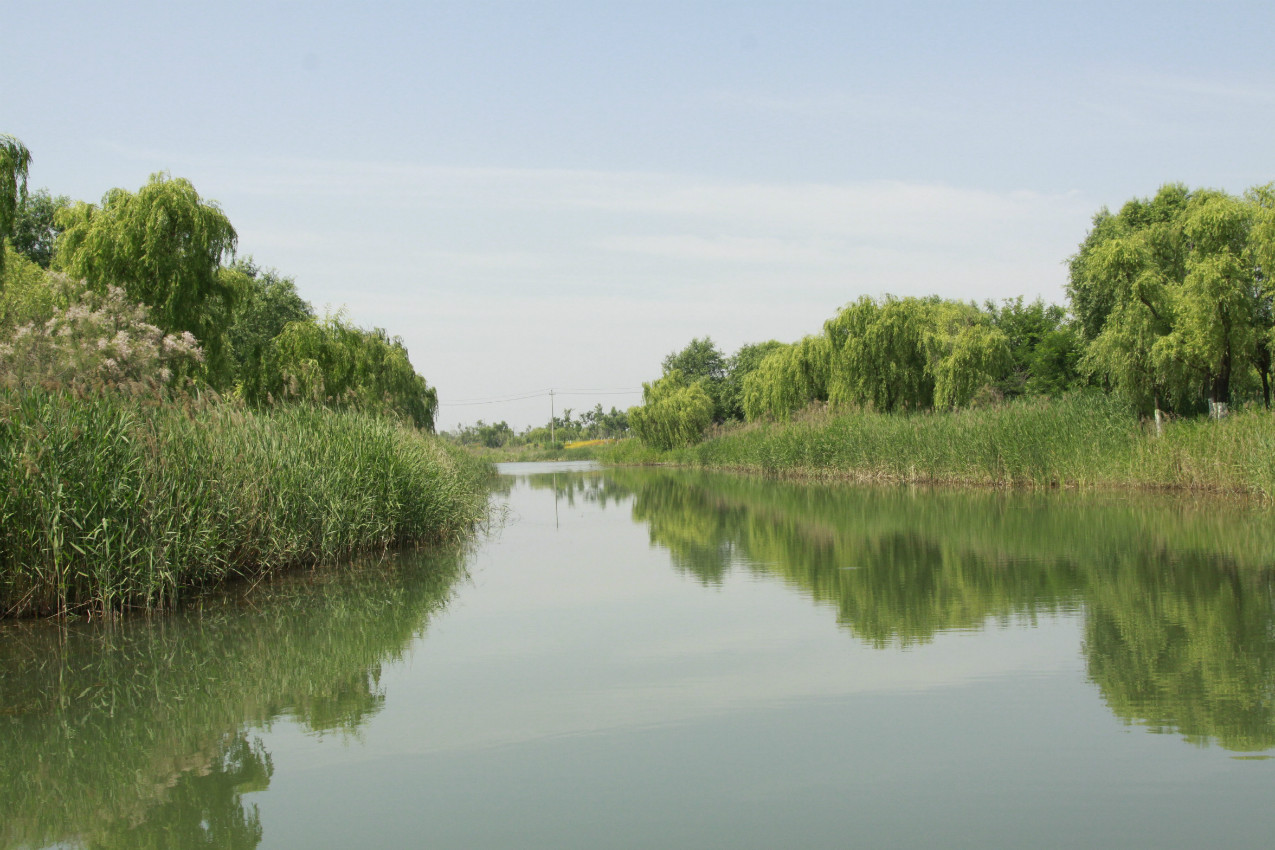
3 462 1275 848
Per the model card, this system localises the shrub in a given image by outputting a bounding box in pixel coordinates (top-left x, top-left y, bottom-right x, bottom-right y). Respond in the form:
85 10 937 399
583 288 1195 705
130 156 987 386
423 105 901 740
0 274 202 395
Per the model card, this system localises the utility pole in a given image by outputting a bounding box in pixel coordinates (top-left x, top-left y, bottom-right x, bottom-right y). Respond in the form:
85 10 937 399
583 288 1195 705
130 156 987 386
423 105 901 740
550 389 555 445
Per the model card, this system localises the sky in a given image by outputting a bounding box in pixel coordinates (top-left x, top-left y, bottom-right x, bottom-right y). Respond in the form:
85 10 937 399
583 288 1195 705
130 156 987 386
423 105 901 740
6 1 1275 430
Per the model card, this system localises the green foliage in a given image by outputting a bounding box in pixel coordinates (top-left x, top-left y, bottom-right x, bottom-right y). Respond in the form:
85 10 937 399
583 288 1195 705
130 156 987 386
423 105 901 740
0 134 32 277
741 335 831 421
55 172 239 381
1027 326 1086 396
580 403 630 438
610 393 1275 499
1068 183 1275 411
453 419 517 448
689 393 1136 486
662 335 726 381
262 313 438 431
0 246 65 329
9 187 70 268
628 369 715 450
452 404 631 458
824 295 1010 412
984 297 1084 397
662 336 729 421
826 296 934 411
932 321 1012 408
221 257 314 400
722 339 785 420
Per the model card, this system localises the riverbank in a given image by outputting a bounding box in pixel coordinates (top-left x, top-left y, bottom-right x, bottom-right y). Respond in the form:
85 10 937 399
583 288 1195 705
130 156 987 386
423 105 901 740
0 390 493 618
596 394 1275 500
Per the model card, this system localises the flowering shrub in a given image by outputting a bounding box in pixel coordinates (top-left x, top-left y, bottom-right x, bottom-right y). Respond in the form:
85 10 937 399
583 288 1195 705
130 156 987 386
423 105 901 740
0 273 203 395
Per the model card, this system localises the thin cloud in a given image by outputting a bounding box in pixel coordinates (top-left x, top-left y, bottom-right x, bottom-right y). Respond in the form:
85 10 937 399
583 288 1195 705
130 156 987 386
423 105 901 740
1117 71 1275 104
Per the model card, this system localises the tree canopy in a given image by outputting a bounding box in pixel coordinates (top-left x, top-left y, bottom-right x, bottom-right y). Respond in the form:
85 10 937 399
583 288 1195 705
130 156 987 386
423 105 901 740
1068 183 1275 411
0 142 443 429
10 188 70 268
263 313 439 431
626 180 1275 449
722 339 786 421
662 336 729 422
0 134 33 276
628 370 715 450
741 336 830 421
55 172 240 379
221 258 314 401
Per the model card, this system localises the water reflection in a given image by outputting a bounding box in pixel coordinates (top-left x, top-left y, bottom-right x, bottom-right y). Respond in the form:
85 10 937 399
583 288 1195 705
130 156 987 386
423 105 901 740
4 467 1274 848
530 468 1275 752
1085 550 1275 752
0 547 467 849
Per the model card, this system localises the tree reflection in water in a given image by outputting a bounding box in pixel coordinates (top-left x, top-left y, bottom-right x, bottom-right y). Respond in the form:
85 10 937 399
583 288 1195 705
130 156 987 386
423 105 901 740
0 546 468 849
528 467 1275 752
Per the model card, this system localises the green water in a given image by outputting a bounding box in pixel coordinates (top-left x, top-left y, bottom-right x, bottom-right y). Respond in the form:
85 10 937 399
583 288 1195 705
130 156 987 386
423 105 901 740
3 462 1274 848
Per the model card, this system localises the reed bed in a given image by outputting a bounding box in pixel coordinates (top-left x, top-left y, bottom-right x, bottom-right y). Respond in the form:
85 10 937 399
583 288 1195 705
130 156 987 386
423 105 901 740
0 389 492 617
599 394 1275 499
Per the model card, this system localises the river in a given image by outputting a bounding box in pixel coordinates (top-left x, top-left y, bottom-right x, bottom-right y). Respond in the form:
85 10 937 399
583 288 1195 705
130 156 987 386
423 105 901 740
3 461 1274 848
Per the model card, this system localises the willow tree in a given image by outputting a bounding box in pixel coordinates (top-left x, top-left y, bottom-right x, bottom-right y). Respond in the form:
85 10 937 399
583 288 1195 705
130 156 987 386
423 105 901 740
823 295 1008 412
741 336 831 421
55 172 239 379
1244 183 1275 407
825 296 936 411
628 369 715 450
722 339 786 420
0 134 32 276
221 258 314 399
264 314 439 431
1069 184 1273 412
661 336 729 422
0 250 61 329
1163 192 1259 408
931 322 1011 409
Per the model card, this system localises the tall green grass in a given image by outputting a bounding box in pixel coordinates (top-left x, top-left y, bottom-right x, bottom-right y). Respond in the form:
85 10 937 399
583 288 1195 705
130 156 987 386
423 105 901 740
598 394 1275 499
0 389 492 617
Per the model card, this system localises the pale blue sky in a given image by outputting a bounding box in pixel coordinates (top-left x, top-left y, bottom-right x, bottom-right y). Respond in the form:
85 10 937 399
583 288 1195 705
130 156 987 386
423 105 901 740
6 1 1275 428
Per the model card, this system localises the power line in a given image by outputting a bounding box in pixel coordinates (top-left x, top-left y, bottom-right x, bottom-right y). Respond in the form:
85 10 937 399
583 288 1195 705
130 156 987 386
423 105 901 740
439 391 555 407
439 387 642 407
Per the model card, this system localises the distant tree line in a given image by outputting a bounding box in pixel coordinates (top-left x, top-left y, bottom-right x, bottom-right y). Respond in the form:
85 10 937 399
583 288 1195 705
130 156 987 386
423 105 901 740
450 403 630 449
627 182 1275 449
0 134 438 429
